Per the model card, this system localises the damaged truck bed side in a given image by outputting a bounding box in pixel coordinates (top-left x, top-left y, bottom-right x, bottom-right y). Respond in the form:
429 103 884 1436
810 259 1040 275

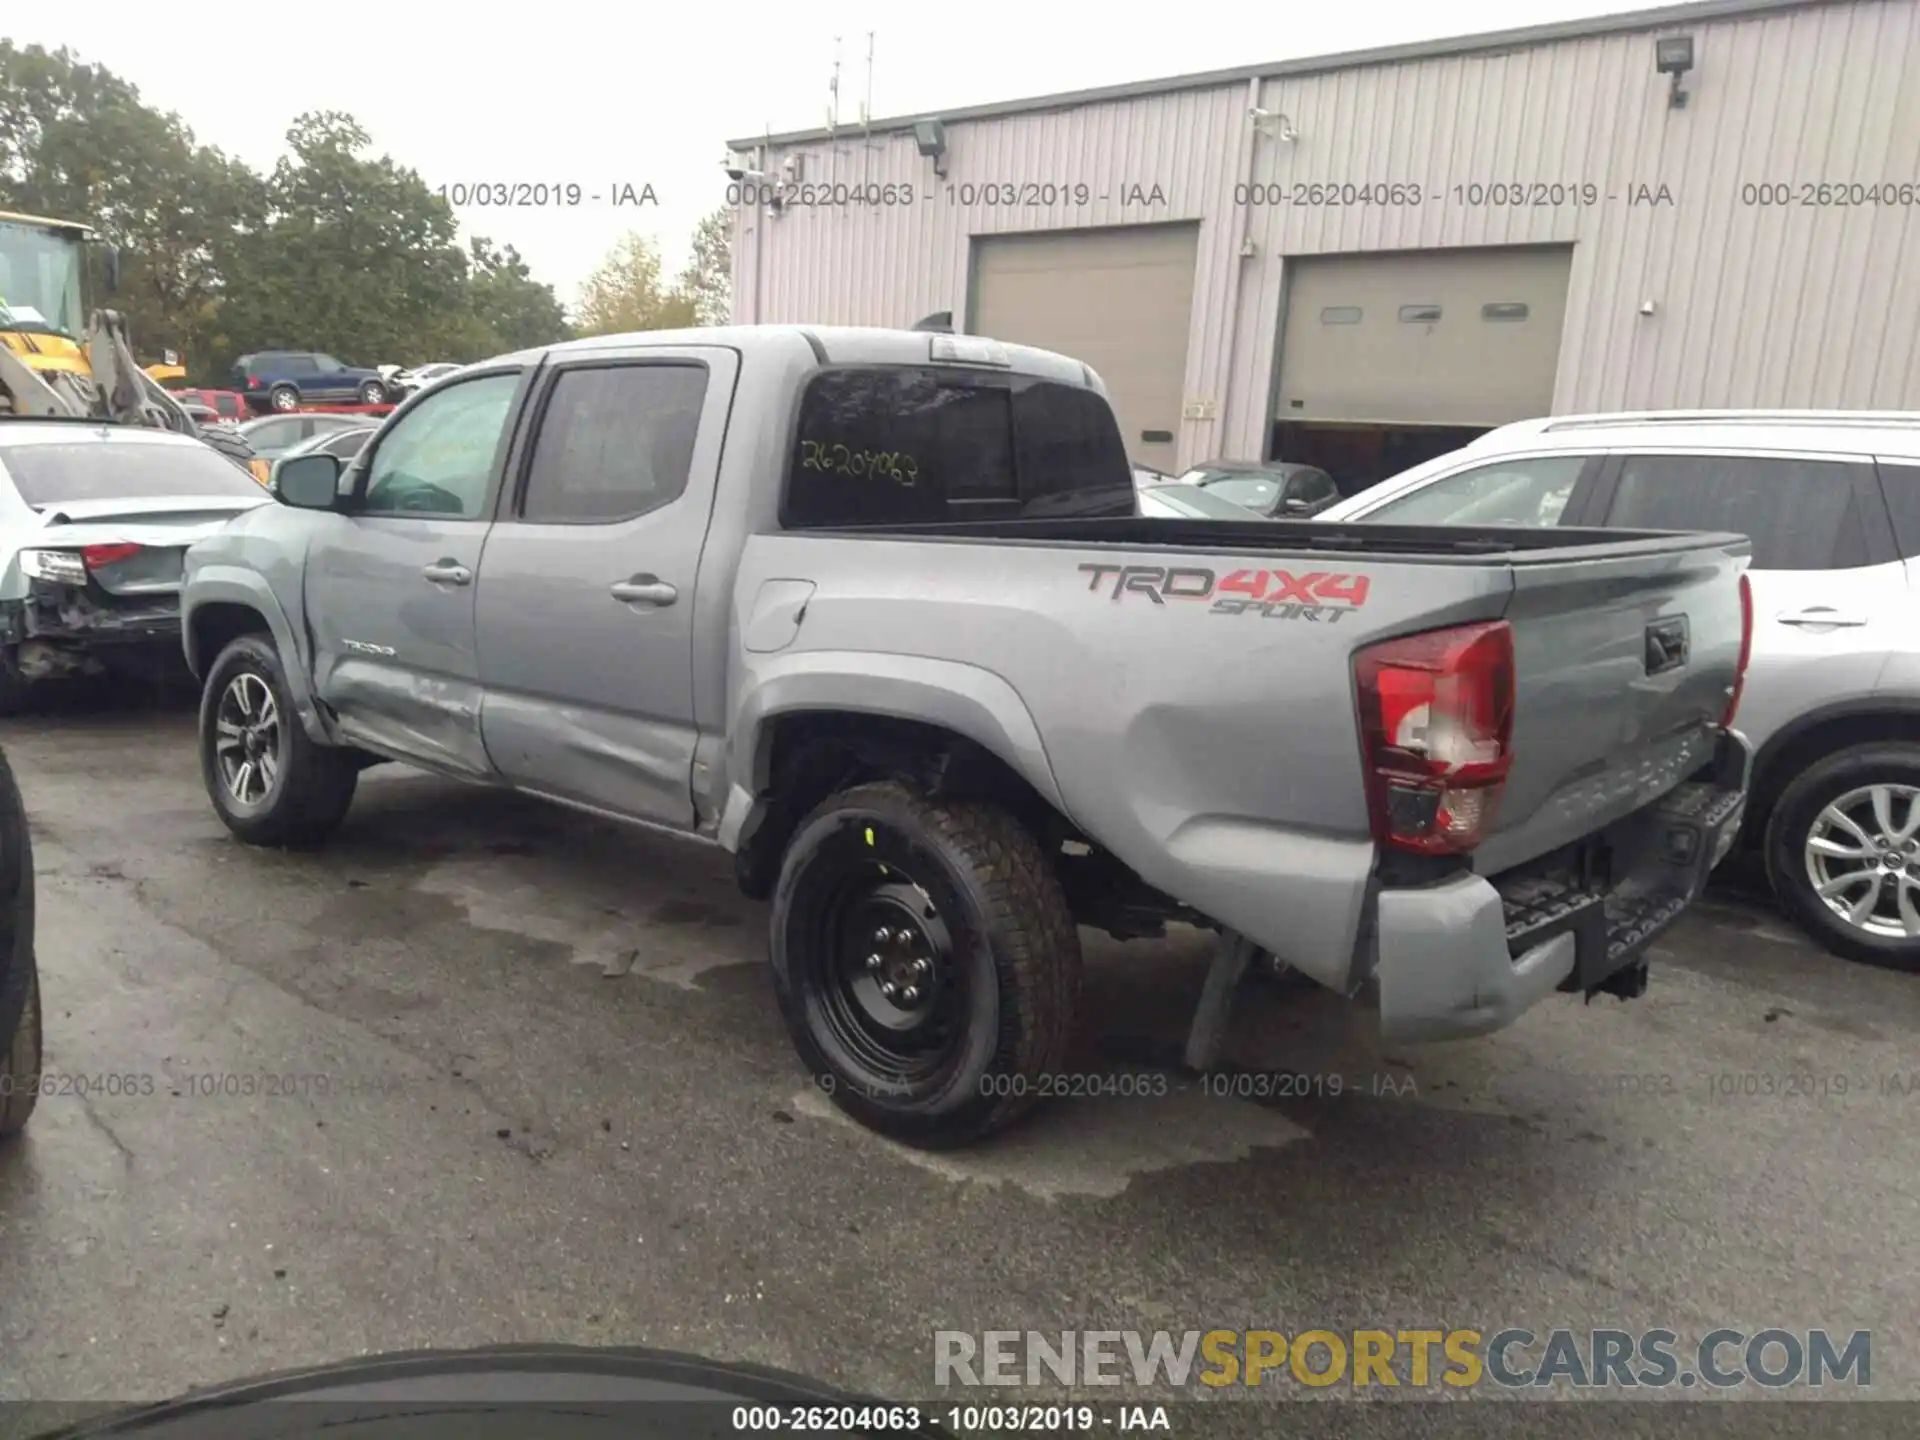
180 325 1754 1148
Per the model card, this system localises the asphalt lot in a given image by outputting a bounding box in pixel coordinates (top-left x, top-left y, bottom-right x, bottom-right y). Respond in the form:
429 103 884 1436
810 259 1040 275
1 690 1917 1438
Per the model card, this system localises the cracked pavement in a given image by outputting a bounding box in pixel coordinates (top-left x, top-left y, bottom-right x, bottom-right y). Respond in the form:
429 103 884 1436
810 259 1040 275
1 698 1917 1438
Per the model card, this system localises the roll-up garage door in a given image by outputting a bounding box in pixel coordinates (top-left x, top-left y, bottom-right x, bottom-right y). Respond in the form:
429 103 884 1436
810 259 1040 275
1273 247 1574 427
969 225 1199 473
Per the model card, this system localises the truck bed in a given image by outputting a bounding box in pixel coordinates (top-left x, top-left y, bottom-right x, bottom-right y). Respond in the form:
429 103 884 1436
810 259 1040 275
728 519 1751 993
815 514 1734 561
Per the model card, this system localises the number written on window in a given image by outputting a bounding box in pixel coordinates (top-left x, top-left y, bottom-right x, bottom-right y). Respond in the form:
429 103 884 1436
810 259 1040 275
799 440 920 486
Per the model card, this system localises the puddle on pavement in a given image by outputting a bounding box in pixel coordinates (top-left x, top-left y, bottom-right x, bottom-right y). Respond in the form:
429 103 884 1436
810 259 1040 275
789 1084 1309 1200
414 854 757 990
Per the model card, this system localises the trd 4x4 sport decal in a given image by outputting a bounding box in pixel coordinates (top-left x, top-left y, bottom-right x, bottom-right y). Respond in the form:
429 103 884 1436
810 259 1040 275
1078 564 1370 623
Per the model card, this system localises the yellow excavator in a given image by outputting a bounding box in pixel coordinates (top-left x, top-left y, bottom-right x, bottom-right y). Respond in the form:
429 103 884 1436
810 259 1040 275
0 210 256 471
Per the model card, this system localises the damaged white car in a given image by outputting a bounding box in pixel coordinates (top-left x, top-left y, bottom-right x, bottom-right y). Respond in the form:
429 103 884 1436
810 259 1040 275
0 417 269 711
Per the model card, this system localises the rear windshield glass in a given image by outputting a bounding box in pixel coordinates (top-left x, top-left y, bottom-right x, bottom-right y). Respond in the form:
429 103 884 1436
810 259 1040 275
783 366 1134 527
2 440 265 507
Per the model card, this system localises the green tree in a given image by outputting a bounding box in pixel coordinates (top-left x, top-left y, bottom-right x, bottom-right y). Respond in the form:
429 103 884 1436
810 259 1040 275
575 232 697 336
466 237 571 353
1 47 580 380
215 112 470 371
0 41 264 378
675 208 732 326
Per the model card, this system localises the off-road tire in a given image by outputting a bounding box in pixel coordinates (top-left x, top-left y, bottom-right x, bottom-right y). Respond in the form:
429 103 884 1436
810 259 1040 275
770 780 1081 1148
194 422 258 473
0 969 40 1140
1766 742 1920 970
200 634 358 848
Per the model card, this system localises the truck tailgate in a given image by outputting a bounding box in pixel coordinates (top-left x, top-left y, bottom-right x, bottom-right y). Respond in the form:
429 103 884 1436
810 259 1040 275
1477 537 1750 875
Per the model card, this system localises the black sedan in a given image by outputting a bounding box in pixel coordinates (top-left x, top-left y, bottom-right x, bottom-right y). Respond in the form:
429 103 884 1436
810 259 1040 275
1179 459 1341 518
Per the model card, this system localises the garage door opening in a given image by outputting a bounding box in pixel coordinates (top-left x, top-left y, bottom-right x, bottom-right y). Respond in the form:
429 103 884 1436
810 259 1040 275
1270 421 1490 496
969 224 1199 475
1268 246 1572 496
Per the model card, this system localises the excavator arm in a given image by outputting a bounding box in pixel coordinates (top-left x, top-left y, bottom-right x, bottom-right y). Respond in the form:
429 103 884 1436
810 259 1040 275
0 309 259 475
0 309 196 431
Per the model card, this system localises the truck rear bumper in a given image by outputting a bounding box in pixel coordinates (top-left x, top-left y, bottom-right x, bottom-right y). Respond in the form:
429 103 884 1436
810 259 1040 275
1375 729 1751 1045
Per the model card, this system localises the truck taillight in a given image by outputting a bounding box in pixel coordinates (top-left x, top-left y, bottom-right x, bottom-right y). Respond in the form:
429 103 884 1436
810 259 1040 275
1354 620 1515 856
1723 570 1753 729
80 542 142 569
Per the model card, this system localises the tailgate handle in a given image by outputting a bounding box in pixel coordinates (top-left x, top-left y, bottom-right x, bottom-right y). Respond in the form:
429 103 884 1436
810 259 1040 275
1644 616 1690 675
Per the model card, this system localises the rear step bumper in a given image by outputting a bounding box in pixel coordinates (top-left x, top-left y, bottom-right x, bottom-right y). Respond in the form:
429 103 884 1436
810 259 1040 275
1375 729 1751 1045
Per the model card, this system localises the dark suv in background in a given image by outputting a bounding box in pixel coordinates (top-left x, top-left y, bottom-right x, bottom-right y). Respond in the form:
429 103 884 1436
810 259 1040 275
232 351 388 413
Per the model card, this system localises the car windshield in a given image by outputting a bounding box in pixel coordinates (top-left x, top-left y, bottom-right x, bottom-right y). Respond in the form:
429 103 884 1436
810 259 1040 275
0 218 87 339
1200 475 1282 511
1138 483 1264 520
286 427 376 459
1 439 266 507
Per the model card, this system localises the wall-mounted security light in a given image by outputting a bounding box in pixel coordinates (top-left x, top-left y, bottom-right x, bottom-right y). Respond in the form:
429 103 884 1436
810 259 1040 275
1249 107 1298 142
912 119 948 177
1655 35 1694 109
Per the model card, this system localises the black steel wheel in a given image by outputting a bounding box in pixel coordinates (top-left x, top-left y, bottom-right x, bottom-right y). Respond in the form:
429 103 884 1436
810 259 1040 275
770 781 1081 1147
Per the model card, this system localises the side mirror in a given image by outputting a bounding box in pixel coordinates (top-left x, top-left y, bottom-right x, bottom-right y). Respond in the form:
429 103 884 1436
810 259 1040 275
277 453 344 510
1283 496 1311 513
103 246 123 295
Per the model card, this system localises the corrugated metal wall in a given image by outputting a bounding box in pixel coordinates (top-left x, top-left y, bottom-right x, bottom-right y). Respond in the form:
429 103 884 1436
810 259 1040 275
731 0 1920 471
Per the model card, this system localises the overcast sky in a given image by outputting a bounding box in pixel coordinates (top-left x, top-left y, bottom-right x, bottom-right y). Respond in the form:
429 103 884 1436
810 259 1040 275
14 0 1633 302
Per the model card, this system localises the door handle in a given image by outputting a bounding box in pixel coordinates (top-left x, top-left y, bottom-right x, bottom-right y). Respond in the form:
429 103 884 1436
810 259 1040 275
610 576 678 607
421 560 472 585
1776 607 1867 628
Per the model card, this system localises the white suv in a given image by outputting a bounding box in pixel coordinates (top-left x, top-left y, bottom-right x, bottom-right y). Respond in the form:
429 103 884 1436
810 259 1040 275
1317 410 1920 970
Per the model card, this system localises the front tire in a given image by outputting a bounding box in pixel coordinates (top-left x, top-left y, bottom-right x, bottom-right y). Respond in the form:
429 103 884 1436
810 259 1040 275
357 380 386 405
1766 742 1920 970
200 634 358 848
769 781 1082 1148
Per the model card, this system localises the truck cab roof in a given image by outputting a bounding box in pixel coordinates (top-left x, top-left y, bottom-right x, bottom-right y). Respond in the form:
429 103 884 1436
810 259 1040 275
522 325 1102 389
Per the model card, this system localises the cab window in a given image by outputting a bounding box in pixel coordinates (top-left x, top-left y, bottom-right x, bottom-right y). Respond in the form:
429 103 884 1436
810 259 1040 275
360 373 519 518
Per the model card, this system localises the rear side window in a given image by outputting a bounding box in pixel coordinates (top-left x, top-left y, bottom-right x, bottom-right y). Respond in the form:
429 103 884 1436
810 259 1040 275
1876 463 1920 559
1604 454 1872 571
518 364 708 524
783 367 1132 527
1361 454 1590 527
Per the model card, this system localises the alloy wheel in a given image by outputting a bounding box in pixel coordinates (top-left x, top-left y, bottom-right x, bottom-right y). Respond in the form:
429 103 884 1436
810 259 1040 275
214 672 282 807
1803 782 1920 939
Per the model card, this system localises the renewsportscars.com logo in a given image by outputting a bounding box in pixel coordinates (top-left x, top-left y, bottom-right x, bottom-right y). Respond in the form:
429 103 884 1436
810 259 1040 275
933 1328 1872 1391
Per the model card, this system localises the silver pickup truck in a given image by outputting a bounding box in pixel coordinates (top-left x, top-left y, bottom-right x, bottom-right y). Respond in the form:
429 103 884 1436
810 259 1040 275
180 326 1754 1147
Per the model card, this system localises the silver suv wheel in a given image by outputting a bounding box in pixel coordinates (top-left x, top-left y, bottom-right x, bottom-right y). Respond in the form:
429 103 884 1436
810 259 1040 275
1803 782 1920 938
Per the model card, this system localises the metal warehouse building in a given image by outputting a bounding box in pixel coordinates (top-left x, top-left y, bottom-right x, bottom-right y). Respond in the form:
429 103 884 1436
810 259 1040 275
725 0 1920 485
